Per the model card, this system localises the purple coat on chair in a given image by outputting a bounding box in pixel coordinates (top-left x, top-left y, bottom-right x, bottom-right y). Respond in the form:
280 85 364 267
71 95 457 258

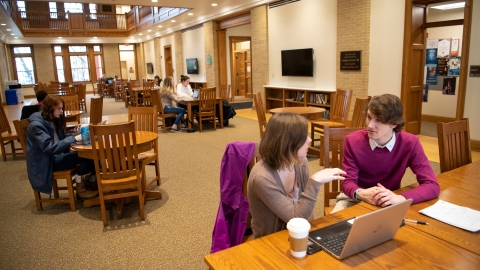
210 142 255 253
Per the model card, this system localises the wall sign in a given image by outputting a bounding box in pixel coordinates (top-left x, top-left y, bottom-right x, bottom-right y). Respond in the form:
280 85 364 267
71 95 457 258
470 65 480 77
340 51 361 70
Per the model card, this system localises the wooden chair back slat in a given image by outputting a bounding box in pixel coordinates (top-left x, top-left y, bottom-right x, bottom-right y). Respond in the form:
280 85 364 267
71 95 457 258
128 106 157 132
437 118 472 173
253 92 267 139
348 96 371 128
330 89 353 123
13 119 30 154
89 97 103 125
150 89 176 133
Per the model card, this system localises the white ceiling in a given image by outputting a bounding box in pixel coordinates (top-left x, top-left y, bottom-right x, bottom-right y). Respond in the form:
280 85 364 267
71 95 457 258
0 0 273 44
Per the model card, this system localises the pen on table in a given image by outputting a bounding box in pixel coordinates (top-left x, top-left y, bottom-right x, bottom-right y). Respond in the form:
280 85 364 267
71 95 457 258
404 218 429 225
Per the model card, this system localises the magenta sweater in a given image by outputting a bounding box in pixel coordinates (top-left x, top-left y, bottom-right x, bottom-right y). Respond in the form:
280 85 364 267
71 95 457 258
342 130 440 204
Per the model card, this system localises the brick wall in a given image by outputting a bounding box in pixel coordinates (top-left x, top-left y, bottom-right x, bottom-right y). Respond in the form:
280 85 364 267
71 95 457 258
174 31 183 82
33 44 55 83
103 44 121 78
337 0 370 120
251 5 269 97
203 21 218 89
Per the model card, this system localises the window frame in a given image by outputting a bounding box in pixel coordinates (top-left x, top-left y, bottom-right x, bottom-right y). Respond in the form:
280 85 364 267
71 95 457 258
10 44 37 87
51 44 105 83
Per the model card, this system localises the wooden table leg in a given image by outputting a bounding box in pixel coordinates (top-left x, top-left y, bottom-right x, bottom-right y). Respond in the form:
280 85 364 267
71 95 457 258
218 99 224 128
187 102 193 129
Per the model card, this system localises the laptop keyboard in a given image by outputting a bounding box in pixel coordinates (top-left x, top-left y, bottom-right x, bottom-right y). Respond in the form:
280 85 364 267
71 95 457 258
318 233 349 254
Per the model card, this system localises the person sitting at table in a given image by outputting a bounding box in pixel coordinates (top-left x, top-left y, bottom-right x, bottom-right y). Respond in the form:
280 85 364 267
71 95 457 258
176 75 193 98
21 90 48 120
160 76 187 132
26 95 98 199
247 112 346 239
332 94 440 213
154 75 162 88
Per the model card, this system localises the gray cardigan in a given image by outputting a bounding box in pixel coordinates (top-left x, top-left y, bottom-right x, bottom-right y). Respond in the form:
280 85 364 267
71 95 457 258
247 157 322 239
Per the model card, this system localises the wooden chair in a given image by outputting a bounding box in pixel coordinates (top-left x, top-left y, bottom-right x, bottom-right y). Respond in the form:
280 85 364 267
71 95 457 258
310 89 353 165
347 96 371 128
141 81 155 106
89 97 103 125
253 92 267 139
91 82 98 96
220 84 232 102
89 121 145 226
437 118 472 173
96 83 103 97
322 126 362 215
194 87 217 132
115 81 124 102
60 82 70 88
77 84 87 113
128 105 161 189
0 97 21 161
61 86 76 96
62 95 80 112
150 89 177 133
14 118 78 211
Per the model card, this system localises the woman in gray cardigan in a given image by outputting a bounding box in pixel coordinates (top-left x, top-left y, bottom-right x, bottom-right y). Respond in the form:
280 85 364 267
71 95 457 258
247 113 346 239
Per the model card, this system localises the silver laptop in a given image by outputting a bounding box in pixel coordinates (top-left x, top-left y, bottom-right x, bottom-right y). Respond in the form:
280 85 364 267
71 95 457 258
192 89 199 99
309 198 412 260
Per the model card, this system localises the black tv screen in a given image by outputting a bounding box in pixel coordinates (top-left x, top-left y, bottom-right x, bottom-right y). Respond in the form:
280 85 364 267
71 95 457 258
281 48 314 77
186 58 199 74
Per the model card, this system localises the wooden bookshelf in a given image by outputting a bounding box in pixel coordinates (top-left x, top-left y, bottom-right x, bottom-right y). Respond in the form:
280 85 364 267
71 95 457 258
189 81 207 89
263 85 336 119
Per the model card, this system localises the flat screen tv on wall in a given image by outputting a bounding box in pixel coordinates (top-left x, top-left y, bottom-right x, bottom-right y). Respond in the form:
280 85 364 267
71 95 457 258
186 58 199 74
281 48 314 77
146 63 154 74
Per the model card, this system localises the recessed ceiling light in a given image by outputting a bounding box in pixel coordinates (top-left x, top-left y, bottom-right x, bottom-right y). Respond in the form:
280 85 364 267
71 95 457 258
6 28 11 31
431 2 465 10
158 25 162 28
212 3 217 6
93 36 97 39
148 30 151 32
188 13 193 16
1 23 6 26
152 0 158 2
171 20 176 22
139 33 143 35
130 37 134 39
11 33 14 35
14 37 18 39
59 37 62 39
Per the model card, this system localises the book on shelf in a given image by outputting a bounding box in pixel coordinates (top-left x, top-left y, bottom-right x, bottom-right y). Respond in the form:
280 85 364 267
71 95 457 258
323 109 330 119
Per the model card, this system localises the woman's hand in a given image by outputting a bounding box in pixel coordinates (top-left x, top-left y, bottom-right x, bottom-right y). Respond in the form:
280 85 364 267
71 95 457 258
310 168 346 184
75 134 82 142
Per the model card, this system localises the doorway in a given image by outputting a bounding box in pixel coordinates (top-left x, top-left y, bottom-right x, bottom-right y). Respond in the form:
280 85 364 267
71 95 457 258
164 45 173 78
230 37 252 98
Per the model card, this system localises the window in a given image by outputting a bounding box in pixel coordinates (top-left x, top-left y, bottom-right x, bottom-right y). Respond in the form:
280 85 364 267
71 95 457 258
17 1 26 18
64 2 83 19
11 45 36 85
89 3 97 19
52 44 104 83
49 2 58 19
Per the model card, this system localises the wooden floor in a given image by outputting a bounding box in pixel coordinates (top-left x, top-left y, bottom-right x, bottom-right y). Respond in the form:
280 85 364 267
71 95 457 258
3 98 479 164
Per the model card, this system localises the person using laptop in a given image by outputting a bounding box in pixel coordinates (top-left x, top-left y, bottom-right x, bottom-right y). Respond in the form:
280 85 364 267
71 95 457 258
247 112 346 239
160 76 187 132
176 75 194 98
332 94 440 213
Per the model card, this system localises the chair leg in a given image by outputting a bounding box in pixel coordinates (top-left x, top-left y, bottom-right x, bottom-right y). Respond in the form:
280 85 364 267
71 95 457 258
99 194 108 226
52 179 60 198
66 176 77 212
155 158 160 186
34 190 43 211
1 142 7 161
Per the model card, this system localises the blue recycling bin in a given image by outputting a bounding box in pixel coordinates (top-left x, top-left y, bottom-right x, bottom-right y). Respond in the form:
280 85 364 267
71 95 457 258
5 89 18 105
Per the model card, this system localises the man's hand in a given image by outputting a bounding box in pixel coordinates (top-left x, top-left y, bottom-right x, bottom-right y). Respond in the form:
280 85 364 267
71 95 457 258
371 183 406 207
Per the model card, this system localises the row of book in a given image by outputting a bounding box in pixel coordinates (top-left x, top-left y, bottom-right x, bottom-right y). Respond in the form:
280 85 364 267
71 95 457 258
310 93 329 104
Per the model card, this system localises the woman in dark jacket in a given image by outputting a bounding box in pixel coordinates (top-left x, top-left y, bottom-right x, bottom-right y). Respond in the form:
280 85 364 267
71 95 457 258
26 95 98 199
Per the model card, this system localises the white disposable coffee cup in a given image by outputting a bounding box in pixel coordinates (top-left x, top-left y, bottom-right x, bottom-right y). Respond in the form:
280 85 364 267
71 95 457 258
286 218 311 259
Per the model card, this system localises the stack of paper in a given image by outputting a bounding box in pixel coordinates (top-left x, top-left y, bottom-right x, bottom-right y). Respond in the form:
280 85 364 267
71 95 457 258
419 200 480 232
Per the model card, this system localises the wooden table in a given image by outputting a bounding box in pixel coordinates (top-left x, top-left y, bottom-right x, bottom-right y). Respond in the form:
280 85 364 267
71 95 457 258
64 110 82 124
269 107 325 120
179 97 224 130
361 160 480 255
204 161 480 269
71 130 162 209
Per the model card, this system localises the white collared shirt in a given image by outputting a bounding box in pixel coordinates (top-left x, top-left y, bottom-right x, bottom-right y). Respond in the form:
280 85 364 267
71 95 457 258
369 132 396 152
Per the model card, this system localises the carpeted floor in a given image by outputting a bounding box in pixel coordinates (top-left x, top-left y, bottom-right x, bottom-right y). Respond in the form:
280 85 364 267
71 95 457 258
0 99 441 269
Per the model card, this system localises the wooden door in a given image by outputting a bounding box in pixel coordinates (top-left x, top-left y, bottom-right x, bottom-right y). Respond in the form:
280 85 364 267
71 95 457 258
400 2 426 134
245 51 252 98
164 45 173 77
236 52 246 96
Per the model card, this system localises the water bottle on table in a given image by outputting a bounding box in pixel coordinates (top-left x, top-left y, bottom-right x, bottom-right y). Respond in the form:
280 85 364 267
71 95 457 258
80 124 91 146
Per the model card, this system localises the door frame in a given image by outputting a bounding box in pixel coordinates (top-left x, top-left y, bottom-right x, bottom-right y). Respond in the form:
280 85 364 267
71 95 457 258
229 36 251 98
401 0 473 134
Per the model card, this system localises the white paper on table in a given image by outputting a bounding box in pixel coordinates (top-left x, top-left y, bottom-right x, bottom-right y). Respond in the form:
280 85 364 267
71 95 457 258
419 200 480 232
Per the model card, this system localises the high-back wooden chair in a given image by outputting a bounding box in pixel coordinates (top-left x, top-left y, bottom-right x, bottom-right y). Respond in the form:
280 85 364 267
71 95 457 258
322 126 362 215
220 84 232 102
140 81 155 106
77 84 87 113
311 89 353 165
60 82 70 88
128 105 161 188
115 81 124 102
0 97 21 161
348 96 371 128
150 89 177 133
89 97 103 125
14 118 78 211
253 92 267 139
195 87 217 132
61 95 80 112
437 118 472 173
89 121 145 226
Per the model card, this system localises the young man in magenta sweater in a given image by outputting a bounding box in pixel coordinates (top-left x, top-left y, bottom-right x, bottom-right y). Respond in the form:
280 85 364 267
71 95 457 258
332 94 440 213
